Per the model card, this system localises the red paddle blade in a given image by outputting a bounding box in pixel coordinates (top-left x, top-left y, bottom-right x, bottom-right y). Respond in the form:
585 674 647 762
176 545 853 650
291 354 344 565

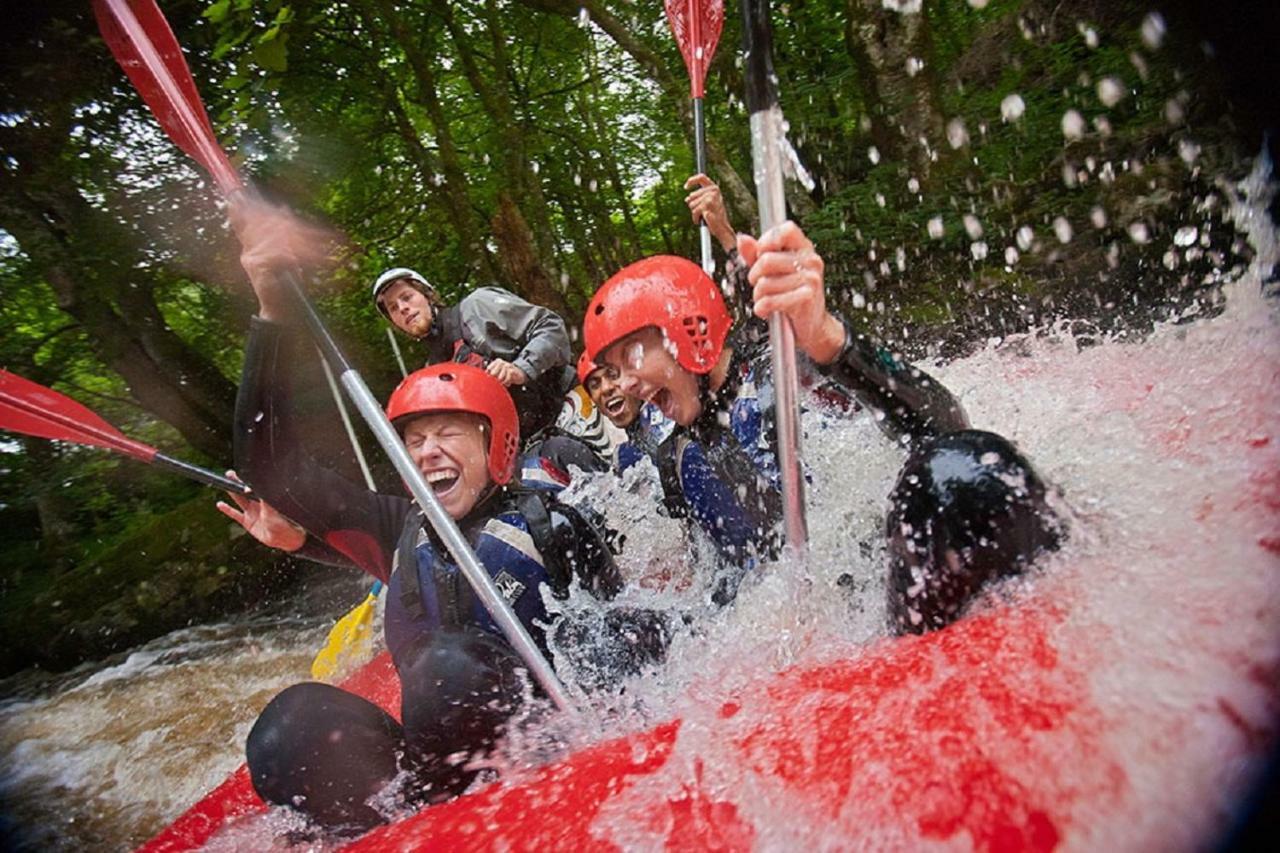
0 370 156 463
665 0 725 99
93 0 242 196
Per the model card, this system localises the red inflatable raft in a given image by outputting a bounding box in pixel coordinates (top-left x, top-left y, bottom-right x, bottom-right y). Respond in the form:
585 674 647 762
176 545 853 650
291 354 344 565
140 597 1117 852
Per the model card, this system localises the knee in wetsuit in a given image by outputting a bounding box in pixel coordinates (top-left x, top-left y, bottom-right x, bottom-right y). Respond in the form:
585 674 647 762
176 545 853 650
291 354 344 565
396 629 529 804
245 682 405 833
886 430 1063 635
531 433 611 475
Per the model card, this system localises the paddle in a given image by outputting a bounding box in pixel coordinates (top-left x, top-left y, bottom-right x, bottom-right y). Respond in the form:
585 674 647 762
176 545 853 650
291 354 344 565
0 368 248 495
665 0 725 275
93 0 574 712
741 0 808 553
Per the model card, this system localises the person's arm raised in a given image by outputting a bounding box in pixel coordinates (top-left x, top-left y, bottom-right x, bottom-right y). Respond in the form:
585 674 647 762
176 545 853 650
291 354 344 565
228 197 341 323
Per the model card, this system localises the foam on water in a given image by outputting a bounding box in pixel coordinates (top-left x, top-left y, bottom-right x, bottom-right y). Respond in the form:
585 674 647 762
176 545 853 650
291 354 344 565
0 617 331 849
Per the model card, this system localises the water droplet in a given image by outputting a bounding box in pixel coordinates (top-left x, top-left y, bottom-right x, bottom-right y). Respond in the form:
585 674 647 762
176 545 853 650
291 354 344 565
1096 77 1125 108
868 146 881 165
1141 12 1167 50
946 117 969 149
1090 206 1108 228
1053 217 1074 244
907 177 920 193
1004 246 1020 265
1061 109 1085 141
1127 222 1151 244
1077 23 1099 49
970 241 989 260
927 217 945 239
1174 226 1199 247
963 214 983 240
1000 93 1026 122
1017 225 1034 250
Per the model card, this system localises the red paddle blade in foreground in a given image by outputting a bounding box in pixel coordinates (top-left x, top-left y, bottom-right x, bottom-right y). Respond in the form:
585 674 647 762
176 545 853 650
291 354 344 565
0 369 249 494
92 0 243 196
665 0 725 99
0 369 155 462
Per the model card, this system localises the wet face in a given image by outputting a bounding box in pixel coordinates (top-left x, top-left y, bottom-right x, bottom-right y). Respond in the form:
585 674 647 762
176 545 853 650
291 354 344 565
585 363 643 428
379 280 434 338
400 412 491 519
598 326 702 426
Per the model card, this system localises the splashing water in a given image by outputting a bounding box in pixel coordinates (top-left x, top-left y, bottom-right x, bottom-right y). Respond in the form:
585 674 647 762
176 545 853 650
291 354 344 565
2 159 1277 849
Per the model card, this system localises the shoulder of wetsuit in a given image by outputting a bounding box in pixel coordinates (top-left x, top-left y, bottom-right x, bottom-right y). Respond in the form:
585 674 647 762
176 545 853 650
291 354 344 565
506 486 623 601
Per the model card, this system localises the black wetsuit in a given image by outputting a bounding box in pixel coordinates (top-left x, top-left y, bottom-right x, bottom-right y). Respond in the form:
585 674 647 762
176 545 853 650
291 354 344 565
656 311 1062 631
235 319 665 833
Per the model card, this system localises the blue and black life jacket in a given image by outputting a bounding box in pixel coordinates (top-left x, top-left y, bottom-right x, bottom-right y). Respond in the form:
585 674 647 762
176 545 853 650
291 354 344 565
383 459 620 669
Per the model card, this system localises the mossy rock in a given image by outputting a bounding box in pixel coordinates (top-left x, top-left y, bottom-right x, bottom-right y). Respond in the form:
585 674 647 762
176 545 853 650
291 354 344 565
0 495 315 677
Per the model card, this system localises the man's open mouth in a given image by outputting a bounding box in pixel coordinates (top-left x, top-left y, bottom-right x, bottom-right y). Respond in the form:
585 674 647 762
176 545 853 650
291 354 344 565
604 394 627 418
425 469 459 495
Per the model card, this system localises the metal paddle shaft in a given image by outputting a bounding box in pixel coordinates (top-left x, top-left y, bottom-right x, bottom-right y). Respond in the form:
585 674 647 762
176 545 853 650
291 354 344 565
281 271 576 714
93 0 574 712
693 98 714 273
741 0 808 554
665 0 724 275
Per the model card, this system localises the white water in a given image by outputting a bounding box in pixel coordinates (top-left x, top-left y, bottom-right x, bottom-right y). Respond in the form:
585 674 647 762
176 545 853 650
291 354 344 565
1 163 1276 849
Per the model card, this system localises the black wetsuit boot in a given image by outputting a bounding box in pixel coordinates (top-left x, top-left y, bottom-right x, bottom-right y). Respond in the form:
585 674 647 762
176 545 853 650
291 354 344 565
885 430 1063 634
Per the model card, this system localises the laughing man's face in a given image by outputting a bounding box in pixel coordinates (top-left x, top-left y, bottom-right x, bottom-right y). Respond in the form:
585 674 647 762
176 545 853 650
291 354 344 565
585 363 643 428
599 327 703 427
401 412 491 518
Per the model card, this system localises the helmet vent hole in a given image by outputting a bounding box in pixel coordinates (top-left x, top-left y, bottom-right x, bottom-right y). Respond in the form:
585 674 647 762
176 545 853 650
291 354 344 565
439 373 455 382
593 304 604 316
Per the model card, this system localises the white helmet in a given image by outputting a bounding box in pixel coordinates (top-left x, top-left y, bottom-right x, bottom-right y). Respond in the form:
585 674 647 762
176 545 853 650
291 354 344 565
372 267 434 318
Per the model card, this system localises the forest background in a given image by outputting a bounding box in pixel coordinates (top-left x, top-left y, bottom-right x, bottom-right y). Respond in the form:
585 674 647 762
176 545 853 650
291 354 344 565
1 0 1276 676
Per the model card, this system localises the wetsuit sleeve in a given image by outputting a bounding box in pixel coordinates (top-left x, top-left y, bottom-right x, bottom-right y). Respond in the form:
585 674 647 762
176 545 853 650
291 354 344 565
461 288 571 382
234 317 411 583
816 313 970 440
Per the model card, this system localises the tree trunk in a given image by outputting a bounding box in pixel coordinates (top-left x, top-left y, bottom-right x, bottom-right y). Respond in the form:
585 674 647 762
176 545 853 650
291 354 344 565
438 1 564 298
0 182 235 460
367 0 491 278
844 0 946 179
490 192 570 316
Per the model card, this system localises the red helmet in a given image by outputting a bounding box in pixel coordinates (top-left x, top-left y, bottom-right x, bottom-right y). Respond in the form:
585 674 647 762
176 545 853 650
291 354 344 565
385 363 519 484
576 350 602 384
583 255 732 375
